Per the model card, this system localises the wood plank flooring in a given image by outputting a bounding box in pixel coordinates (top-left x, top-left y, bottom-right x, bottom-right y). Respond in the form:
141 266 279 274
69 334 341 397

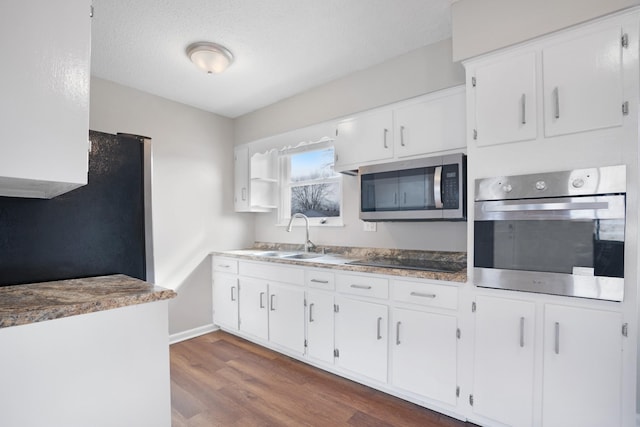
170 331 477 427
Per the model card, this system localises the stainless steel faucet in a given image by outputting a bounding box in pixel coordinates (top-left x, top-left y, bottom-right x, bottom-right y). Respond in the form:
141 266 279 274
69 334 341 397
286 213 316 252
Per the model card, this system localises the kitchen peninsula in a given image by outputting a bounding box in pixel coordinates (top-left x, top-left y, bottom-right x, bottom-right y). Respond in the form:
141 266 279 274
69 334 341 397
0 275 176 427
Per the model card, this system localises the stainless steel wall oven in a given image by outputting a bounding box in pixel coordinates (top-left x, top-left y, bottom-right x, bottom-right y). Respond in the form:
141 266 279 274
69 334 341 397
474 165 626 301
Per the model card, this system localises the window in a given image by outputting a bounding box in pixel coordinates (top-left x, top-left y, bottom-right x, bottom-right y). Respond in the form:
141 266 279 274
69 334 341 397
280 146 342 225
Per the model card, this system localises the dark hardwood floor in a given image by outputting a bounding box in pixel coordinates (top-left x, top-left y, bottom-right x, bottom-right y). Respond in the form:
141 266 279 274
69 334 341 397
170 331 477 427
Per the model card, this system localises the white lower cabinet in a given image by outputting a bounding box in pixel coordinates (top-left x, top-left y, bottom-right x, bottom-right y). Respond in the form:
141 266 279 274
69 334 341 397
268 282 305 354
334 296 388 383
306 289 335 364
212 272 239 331
238 277 269 340
472 295 623 427
542 304 622 427
391 307 458 405
472 296 536 427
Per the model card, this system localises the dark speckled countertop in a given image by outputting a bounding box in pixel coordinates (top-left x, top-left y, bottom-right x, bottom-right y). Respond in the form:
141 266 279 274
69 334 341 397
213 242 467 283
0 274 176 329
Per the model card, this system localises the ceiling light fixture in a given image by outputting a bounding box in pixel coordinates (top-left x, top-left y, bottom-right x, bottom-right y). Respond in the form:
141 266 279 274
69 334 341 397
186 42 234 74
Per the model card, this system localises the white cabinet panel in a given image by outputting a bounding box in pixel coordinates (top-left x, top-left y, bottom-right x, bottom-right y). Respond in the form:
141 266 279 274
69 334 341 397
212 272 239 331
238 277 269 340
473 51 537 146
335 296 388 383
306 290 335 364
334 110 394 172
268 283 305 354
0 0 90 198
543 26 624 137
335 274 389 299
234 146 250 212
391 307 457 405
542 304 622 427
472 296 536 427
394 87 466 157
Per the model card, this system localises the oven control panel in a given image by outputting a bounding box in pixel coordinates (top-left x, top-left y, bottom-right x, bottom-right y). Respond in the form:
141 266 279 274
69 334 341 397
475 164 626 201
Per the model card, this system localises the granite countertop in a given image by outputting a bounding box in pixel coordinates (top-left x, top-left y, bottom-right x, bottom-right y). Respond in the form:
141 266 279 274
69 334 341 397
0 274 176 329
214 243 467 283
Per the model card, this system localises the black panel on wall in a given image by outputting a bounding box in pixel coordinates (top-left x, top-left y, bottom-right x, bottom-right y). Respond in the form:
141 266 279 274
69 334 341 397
0 131 146 286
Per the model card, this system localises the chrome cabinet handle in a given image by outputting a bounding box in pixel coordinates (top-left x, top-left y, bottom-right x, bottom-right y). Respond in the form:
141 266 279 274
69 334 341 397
396 321 402 345
383 128 389 149
350 284 372 290
434 166 443 209
554 322 560 354
259 292 265 309
553 87 560 119
230 286 236 302
377 317 383 340
410 291 436 298
310 279 329 284
241 187 247 201
400 125 406 146
519 317 525 348
218 264 230 269
309 303 315 322
270 294 276 311
521 94 526 125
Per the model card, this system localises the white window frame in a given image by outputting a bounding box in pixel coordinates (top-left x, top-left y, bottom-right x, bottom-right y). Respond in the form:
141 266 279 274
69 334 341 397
278 144 343 227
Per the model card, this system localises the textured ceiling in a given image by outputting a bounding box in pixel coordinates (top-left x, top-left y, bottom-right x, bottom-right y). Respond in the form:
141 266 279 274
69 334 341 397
91 0 452 118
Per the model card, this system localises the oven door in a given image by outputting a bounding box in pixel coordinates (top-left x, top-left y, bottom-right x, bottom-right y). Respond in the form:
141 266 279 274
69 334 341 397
474 194 625 301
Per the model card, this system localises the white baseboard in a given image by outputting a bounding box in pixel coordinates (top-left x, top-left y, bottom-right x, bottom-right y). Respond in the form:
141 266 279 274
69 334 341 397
169 323 218 345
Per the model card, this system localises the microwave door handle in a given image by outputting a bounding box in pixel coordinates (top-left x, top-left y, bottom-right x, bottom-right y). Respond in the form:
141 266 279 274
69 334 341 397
434 166 443 209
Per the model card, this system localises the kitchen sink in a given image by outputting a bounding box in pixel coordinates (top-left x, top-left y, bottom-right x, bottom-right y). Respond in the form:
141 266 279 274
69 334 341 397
283 253 324 260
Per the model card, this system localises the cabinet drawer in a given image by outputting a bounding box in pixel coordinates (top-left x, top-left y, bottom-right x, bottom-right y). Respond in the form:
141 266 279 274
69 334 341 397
391 280 458 310
305 269 335 290
212 257 238 274
336 274 389 299
239 261 304 286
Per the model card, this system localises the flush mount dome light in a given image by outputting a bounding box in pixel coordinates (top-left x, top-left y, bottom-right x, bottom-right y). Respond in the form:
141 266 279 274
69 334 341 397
186 42 234 74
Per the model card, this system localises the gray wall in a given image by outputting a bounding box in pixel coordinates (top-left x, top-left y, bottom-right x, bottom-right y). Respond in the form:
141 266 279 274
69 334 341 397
451 0 638 60
235 39 464 144
90 77 254 337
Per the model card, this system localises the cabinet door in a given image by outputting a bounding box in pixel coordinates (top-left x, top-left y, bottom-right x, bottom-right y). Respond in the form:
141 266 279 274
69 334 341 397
472 51 537 146
334 110 393 171
212 272 239 330
391 308 457 405
0 0 90 198
238 277 268 340
472 296 535 427
268 283 305 354
543 25 624 137
542 305 622 427
334 297 388 383
395 87 466 157
234 146 250 212
306 290 335 364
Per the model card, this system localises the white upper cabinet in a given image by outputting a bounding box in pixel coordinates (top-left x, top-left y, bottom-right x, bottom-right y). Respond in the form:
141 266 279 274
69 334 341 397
233 146 278 212
0 0 90 198
394 86 466 157
472 51 538 146
466 13 632 148
334 86 466 173
334 110 394 172
234 146 250 212
542 25 624 137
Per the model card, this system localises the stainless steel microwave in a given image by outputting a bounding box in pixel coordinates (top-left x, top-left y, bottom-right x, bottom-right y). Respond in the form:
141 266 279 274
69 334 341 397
359 153 466 221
